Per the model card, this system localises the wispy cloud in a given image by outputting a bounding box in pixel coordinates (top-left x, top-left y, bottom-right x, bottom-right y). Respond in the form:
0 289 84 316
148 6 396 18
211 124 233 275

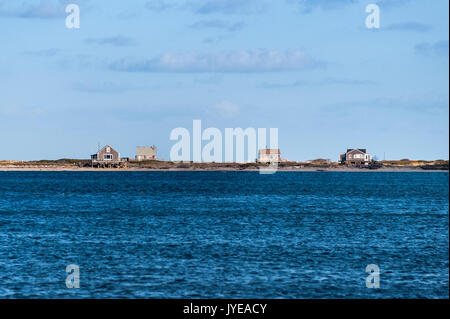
145 0 265 15
0 0 87 19
286 0 357 13
259 77 374 88
212 100 240 118
110 49 320 73
72 81 140 93
84 36 138 47
194 74 224 85
321 95 449 116
145 0 176 12
202 35 231 44
385 22 432 32
286 0 411 13
375 0 411 9
0 0 64 19
0 104 45 117
415 40 449 57
145 0 411 15
23 48 62 57
193 0 265 15
190 20 245 32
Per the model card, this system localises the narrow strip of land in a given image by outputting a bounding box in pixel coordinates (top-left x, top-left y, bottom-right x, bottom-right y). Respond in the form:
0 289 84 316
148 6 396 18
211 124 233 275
0 160 448 172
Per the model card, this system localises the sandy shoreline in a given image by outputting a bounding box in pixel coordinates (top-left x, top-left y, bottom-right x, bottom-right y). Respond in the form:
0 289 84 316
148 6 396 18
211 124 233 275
0 166 447 172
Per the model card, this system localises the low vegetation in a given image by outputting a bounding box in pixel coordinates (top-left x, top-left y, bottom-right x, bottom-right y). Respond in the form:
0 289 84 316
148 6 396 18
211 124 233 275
0 159 448 170
382 159 449 170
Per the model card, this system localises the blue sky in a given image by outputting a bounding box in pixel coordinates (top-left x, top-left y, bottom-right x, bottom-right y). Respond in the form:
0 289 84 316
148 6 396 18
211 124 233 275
0 0 448 161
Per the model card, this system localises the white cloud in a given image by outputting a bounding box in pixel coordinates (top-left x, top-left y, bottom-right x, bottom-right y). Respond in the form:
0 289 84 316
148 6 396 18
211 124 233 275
110 49 319 73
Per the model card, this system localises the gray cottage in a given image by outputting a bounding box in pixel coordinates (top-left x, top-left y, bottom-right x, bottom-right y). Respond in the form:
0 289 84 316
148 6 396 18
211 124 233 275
339 149 372 166
91 145 121 167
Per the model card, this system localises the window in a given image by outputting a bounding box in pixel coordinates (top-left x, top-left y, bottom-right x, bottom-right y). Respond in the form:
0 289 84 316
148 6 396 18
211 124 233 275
104 154 113 160
106 147 111 153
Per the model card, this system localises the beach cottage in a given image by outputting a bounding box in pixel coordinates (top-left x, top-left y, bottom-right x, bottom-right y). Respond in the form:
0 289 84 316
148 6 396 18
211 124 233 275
91 145 121 167
339 149 372 166
258 149 281 163
135 146 157 161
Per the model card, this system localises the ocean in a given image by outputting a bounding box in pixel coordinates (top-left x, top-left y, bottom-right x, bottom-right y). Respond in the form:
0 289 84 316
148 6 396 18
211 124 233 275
0 171 448 298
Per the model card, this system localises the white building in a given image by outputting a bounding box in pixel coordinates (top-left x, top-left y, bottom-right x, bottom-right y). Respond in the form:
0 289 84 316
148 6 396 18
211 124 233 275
136 146 157 161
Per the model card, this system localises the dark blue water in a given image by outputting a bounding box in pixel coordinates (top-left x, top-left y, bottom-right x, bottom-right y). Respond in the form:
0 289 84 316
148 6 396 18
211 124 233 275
0 171 448 298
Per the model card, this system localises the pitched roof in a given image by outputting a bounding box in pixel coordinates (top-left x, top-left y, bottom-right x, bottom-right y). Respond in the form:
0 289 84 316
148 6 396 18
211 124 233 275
99 145 118 154
347 149 366 155
136 146 157 156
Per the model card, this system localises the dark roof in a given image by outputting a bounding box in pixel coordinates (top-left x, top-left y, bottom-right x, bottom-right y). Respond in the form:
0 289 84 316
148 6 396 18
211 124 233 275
347 148 366 154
